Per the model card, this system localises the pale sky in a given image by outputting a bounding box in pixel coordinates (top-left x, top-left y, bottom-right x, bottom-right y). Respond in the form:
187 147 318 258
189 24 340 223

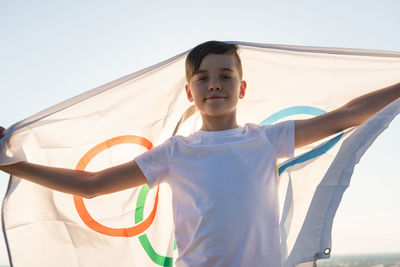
1 0 400 265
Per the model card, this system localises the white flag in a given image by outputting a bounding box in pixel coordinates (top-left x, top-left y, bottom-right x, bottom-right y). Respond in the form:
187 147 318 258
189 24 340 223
1 42 400 267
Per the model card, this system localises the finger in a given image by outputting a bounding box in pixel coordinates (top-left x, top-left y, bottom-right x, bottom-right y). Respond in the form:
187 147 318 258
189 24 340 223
0 126 5 138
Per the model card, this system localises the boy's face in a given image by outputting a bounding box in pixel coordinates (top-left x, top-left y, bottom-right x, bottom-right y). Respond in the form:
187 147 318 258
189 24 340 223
185 54 246 118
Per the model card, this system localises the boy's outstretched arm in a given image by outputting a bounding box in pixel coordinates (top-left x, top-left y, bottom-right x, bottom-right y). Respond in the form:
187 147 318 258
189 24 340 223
295 82 400 149
0 157 148 199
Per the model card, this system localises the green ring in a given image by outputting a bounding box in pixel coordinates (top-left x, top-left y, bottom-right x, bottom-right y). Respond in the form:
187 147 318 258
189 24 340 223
135 185 176 266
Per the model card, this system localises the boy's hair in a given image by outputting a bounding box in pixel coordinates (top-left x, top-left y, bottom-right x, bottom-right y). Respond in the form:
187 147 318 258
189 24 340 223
185 41 243 82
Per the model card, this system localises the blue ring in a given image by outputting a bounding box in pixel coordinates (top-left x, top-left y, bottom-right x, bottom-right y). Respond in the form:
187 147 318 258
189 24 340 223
259 106 344 175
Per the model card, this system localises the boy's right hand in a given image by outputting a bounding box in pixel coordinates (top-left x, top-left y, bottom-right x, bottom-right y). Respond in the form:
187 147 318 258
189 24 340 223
0 126 5 139
0 126 5 138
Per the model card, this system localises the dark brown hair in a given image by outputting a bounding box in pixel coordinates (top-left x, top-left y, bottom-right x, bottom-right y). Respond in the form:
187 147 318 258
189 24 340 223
185 41 243 82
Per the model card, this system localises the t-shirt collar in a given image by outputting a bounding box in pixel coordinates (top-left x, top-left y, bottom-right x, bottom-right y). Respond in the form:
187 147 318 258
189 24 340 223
197 126 244 138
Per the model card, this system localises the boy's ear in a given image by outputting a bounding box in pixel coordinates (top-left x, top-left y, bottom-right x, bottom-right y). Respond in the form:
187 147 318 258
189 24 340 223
239 80 247 99
185 84 194 102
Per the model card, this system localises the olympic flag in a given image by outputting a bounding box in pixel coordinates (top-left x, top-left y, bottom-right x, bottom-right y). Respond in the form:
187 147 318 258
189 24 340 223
1 42 400 267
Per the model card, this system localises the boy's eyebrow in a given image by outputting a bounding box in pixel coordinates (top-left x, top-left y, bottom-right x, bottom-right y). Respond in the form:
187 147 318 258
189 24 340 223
195 68 234 75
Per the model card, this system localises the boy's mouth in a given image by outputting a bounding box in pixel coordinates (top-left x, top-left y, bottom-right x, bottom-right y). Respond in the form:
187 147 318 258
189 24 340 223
204 96 227 101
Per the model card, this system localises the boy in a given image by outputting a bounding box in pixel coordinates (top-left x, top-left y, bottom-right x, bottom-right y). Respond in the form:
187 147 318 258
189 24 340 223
0 41 399 266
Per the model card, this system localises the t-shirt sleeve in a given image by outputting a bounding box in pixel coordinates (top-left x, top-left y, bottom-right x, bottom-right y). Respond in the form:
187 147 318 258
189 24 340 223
134 138 173 189
261 120 295 159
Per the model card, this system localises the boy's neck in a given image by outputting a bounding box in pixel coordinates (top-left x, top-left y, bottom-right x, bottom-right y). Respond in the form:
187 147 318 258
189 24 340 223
200 112 240 131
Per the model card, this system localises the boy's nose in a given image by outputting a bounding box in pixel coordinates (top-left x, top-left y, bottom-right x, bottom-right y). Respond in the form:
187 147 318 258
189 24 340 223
208 83 221 91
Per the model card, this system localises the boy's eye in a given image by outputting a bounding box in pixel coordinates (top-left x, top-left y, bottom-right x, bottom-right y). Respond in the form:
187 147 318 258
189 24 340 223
198 76 208 81
223 75 231 79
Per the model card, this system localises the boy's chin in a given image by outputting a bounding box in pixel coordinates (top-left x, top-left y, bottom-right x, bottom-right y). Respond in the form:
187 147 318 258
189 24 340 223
200 108 237 118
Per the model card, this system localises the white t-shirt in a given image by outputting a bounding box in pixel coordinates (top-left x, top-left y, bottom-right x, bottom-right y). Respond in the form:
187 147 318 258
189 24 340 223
135 121 295 267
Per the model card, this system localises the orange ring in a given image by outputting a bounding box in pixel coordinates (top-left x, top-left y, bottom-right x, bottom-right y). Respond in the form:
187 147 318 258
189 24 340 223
73 135 158 237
